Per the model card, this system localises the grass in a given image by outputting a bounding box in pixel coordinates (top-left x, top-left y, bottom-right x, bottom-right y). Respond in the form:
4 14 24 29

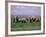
11 21 41 31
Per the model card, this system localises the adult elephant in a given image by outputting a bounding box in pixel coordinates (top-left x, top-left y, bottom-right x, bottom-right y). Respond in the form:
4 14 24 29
36 17 41 22
26 17 33 23
32 16 36 22
18 18 27 23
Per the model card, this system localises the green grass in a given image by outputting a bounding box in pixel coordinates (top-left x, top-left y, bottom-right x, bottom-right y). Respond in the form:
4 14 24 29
11 22 41 31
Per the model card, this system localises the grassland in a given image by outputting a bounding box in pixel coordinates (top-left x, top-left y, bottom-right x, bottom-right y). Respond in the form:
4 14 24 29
11 22 41 31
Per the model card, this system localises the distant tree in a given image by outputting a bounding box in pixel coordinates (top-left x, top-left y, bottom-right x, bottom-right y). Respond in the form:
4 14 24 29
16 17 19 22
13 17 15 23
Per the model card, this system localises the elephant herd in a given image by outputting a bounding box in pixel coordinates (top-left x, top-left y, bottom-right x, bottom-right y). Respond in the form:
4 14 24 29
12 16 41 23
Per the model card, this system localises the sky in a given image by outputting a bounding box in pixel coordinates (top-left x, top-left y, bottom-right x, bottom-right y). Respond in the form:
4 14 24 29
11 5 41 16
